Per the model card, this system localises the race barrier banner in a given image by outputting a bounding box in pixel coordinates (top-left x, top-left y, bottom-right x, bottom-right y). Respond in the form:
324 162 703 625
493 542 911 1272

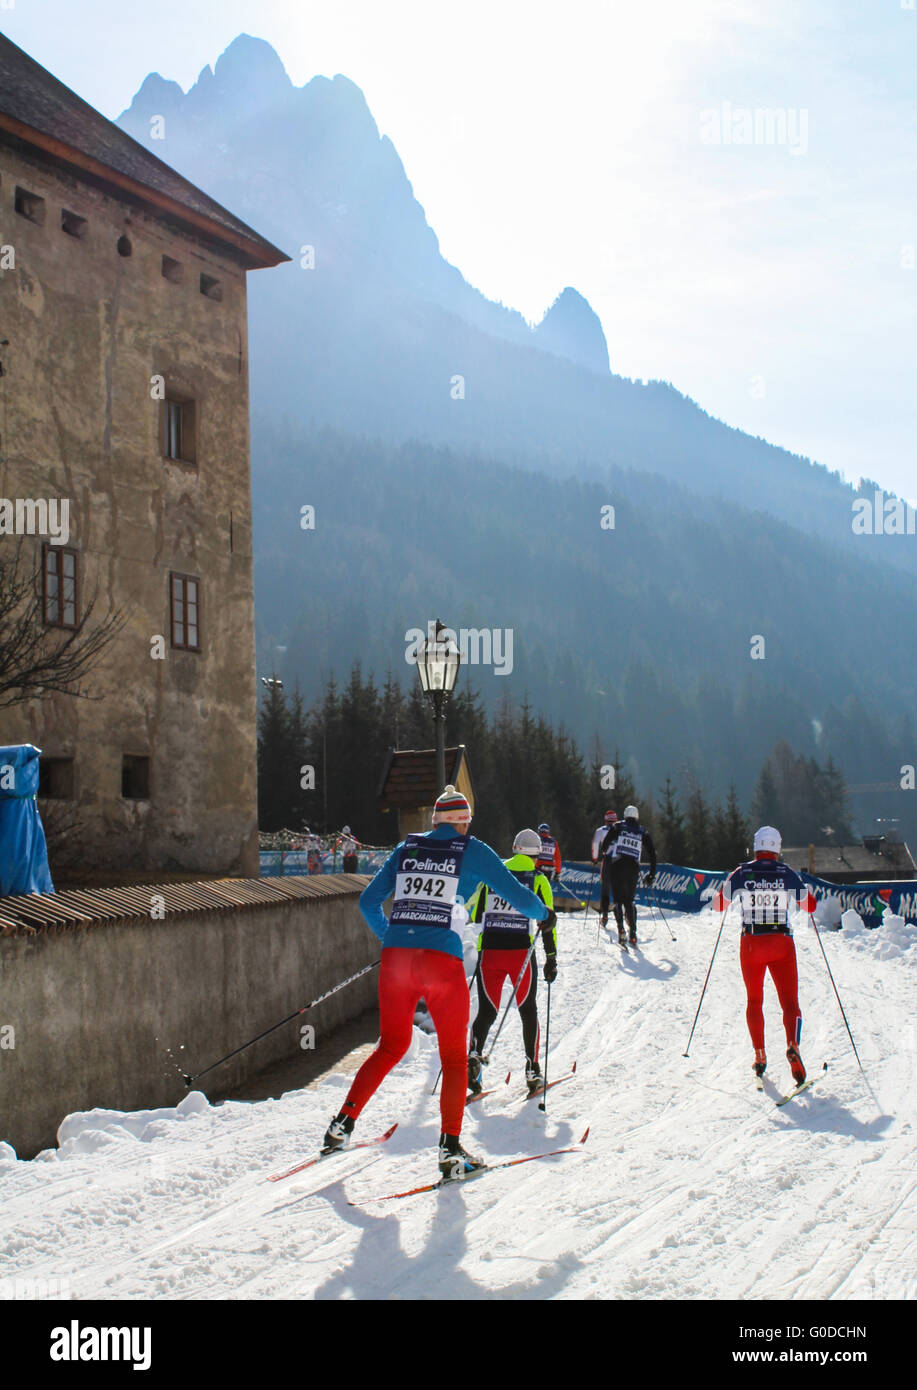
561 861 724 915
799 874 917 928
260 849 391 878
561 861 917 928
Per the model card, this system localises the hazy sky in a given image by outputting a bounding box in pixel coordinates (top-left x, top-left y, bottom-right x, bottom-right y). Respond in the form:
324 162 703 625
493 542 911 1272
3 0 915 501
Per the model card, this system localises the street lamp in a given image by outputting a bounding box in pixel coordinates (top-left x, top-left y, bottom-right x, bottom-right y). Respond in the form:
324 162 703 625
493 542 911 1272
416 618 461 796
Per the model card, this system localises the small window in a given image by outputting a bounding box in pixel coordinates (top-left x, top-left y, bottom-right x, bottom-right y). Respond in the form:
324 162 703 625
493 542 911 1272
199 273 222 301
38 757 75 800
117 235 132 257
122 755 151 801
170 573 201 652
162 395 196 465
162 255 182 283
15 186 45 225
61 209 88 239
42 544 78 628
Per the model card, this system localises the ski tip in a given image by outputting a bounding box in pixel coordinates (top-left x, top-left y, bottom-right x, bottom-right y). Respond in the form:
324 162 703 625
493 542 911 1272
382 1122 399 1139
571 1060 577 1075
579 1127 590 1144
504 1070 512 1084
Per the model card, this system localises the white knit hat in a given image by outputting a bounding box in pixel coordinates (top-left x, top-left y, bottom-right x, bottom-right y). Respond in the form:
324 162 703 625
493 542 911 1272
754 825 781 855
513 828 543 858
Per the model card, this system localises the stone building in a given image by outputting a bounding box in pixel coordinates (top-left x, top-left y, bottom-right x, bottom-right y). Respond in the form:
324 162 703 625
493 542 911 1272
0 35 288 882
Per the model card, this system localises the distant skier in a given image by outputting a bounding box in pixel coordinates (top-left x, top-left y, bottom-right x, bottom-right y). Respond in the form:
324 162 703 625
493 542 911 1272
321 786 554 1180
715 825 816 1086
340 826 359 874
599 805 657 946
535 822 562 883
466 828 558 1096
592 809 618 920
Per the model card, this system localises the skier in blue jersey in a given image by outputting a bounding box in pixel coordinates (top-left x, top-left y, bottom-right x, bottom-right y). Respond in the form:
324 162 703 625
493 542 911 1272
321 785 556 1181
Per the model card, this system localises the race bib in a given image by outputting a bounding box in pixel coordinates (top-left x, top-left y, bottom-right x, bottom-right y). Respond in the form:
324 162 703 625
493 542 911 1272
613 829 642 861
390 834 468 931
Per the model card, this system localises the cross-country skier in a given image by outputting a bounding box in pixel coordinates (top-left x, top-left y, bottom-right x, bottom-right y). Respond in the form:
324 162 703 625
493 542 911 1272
715 825 817 1086
466 828 558 1097
592 809 618 920
535 822 562 882
599 805 657 946
321 786 555 1180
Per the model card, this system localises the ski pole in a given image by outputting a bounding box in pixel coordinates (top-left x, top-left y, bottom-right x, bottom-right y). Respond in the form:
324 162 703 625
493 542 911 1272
682 908 728 1057
539 977 552 1113
809 914 864 1071
482 939 538 1063
582 866 597 924
181 960 380 1086
652 887 677 942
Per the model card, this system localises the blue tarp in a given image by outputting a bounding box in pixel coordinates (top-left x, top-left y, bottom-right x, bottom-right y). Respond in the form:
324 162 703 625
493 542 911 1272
0 744 54 896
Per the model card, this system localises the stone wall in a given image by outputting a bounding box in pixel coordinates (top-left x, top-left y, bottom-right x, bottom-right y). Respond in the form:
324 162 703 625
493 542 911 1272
0 876 378 1158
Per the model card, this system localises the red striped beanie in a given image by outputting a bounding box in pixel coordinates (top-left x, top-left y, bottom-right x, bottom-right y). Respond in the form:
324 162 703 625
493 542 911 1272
432 784 472 825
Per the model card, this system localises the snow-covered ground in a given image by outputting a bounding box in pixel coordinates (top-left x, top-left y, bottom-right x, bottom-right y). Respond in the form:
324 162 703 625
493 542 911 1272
1 905 915 1301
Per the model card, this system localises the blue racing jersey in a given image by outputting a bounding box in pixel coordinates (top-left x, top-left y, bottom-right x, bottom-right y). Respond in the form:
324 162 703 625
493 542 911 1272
718 857 817 932
359 825 550 961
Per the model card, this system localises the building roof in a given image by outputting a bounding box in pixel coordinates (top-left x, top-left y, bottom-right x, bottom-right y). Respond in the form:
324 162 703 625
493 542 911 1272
377 746 472 808
783 842 916 879
0 34 289 269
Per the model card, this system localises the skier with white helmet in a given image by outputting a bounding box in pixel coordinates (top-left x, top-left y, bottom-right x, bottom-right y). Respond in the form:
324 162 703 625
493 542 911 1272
466 827 558 1096
599 805 657 946
715 825 817 1087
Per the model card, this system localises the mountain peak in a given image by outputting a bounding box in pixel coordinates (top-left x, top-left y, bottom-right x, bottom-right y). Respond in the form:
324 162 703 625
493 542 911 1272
211 34 292 101
534 286 610 375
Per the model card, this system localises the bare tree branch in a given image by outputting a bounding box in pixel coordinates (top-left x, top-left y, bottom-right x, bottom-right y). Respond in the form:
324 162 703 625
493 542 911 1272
0 539 127 708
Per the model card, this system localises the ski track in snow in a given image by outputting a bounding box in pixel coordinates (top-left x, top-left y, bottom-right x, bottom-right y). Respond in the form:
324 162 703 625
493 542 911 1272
1 906 914 1301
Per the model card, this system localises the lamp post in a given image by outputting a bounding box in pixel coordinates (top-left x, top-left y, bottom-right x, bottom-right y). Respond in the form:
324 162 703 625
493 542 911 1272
416 618 461 796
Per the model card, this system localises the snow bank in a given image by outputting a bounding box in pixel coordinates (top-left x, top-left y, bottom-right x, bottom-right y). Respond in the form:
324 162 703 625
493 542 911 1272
0 1141 17 1166
56 1090 211 1157
838 906 917 964
814 895 843 928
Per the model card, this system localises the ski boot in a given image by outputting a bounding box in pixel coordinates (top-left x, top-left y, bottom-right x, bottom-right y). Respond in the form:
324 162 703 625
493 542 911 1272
467 1051 484 1097
786 1043 806 1087
600 912 608 927
618 924 628 947
525 1060 543 1097
321 1111 355 1153
628 923 637 946
438 1132 486 1182
752 1048 767 1080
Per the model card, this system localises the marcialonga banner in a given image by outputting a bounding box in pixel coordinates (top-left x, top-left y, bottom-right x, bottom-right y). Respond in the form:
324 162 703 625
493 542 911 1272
559 860 917 928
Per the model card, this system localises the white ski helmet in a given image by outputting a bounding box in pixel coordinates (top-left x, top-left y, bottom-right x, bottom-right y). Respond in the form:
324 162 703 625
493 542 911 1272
754 825 782 855
624 805 639 821
513 828 543 858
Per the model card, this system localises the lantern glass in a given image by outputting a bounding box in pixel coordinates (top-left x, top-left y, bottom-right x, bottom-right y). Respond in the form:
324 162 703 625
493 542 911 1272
417 621 460 695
